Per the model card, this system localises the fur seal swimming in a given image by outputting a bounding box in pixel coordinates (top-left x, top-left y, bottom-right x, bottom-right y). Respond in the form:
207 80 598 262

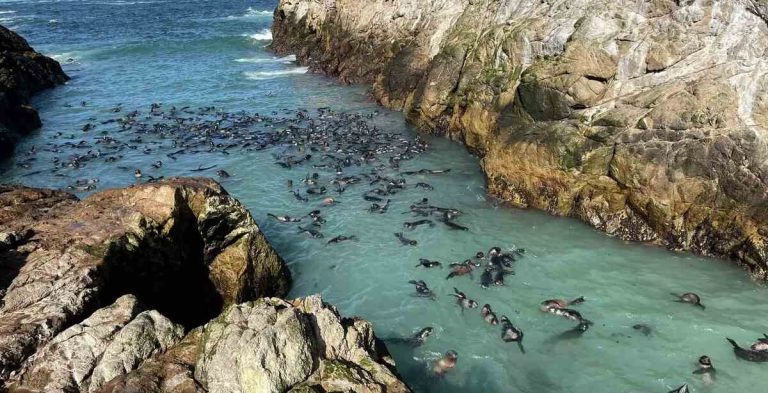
395 232 417 246
416 259 442 268
408 280 436 299
403 219 435 230
481 304 498 325
387 327 435 347
500 316 525 354
539 296 585 312
297 226 323 238
480 266 513 288
267 213 301 223
216 169 230 178
726 338 768 362
672 292 705 309
327 235 356 244
432 350 458 376
450 288 478 310
693 355 716 384
446 260 479 280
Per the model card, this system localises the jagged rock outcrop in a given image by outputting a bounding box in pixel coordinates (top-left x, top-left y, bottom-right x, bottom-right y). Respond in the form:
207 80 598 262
65 296 410 393
0 25 68 156
193 296 410 393
7 295 184 393
0 178 291 384
272 0 768 278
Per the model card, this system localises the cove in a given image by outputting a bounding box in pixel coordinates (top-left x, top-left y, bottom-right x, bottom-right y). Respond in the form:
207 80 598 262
0 1 766 392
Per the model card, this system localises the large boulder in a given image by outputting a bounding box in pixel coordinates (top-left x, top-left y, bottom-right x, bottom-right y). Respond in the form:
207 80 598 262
0 25 68 156
0 178 291 383
194 296 411 393
272 0 768 279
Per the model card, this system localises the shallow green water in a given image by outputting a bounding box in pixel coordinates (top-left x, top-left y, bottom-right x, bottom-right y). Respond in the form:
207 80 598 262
1 1 766 392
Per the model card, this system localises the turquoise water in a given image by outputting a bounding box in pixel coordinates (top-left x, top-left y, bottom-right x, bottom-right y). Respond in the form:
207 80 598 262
1 1 767 392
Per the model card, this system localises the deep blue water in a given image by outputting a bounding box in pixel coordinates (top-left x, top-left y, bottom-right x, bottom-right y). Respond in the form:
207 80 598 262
1 1 767 392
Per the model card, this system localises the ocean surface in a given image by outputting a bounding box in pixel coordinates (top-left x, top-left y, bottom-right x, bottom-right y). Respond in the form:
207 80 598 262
1 1 767 392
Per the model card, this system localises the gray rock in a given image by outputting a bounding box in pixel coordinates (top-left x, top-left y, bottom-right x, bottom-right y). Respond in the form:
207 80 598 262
88 310 184 392
6 295 145 392
195 296 411 393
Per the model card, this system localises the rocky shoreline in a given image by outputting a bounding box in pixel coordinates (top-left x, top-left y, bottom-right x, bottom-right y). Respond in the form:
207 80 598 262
0 178 410 392
271 0 768 279
0 25 68 156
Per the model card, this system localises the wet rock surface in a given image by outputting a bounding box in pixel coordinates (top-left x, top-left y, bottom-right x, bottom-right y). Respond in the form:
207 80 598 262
0 178 291 386
0 25 68 156
272 0 768 279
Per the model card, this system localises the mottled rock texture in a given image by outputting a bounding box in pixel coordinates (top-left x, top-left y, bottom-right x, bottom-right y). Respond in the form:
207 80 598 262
194 296 411 393
0 178 291 386
0 25 68 156
272 0 768 278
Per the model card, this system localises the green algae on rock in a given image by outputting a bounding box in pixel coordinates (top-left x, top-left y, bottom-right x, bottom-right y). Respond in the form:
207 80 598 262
271 0 768 279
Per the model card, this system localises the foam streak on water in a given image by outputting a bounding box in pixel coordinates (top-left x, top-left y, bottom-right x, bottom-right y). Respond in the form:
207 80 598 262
1 1 766 393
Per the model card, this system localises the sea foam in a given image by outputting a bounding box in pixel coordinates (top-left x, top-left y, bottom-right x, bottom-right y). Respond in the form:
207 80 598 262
243 67 308 80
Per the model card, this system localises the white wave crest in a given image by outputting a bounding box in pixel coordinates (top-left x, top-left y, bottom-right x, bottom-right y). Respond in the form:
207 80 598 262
244 67 308 80
224 7 271 20
245 29 272 41
234 54 295 64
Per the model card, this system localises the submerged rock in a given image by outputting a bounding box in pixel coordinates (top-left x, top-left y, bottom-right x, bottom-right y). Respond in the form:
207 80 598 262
272 0 768 279
0 25 68 156
0 178 291 383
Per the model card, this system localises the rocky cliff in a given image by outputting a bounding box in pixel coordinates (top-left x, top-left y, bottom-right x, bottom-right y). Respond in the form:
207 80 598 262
272 0 768 279
0 179 408 392
0 25 68 156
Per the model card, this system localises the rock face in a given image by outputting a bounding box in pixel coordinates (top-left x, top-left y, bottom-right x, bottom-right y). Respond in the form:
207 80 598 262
50 295 410 393
0 178 291 385
7 294 184 393
0 25 68 156
272 0 768 278
194 296 410 393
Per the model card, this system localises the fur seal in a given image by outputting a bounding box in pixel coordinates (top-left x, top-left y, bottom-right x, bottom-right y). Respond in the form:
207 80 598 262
500 316 525 353
672 292 705 309
432 350 458 376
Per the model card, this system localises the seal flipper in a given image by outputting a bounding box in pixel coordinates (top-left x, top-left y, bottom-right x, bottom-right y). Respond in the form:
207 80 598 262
727 337 742 350
570 296 585 305
696 302 706 310
517 341 526 354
